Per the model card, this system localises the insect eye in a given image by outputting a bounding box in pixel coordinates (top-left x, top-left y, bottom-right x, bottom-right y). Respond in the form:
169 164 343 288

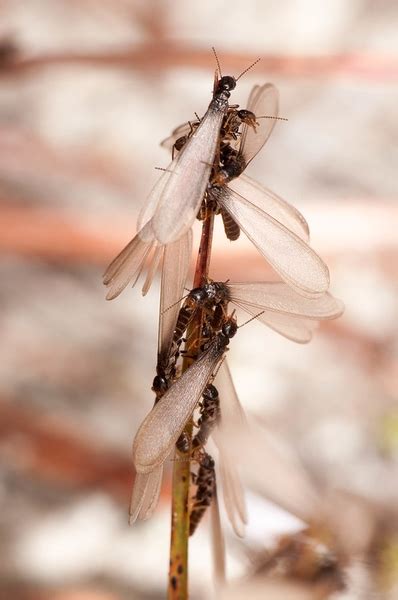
219 75 236 92
238 109 255 120
222 320 238 338
203 384 218 400
190 288 207 302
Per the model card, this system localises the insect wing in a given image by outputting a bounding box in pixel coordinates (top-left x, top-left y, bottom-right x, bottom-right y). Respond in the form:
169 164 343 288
132 339 225 473
234 302 317 343
230 174 309 241
227 282 344 320
142 244 163 296
151 107 225 244
216 187 329 297
137 158 178 232
103 221 156 300
158 230 192 360
129 466 163 524
238 83 279 166
213 361 247 536
219 456 246 536
210 486 226 586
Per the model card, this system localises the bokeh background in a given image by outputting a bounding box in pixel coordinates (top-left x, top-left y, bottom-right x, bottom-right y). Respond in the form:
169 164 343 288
0 1 397 599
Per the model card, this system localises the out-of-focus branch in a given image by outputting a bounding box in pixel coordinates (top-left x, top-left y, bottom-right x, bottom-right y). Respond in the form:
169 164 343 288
0 401 133 499
0 43 397 81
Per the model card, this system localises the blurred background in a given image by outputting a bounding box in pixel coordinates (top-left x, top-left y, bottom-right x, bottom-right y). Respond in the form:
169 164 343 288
0 1 397 599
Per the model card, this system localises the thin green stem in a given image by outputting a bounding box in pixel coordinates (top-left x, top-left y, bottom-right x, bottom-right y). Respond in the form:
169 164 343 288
168 213 215 599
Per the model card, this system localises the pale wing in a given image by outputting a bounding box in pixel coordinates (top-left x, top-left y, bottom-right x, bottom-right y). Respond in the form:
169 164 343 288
142 244 164 296
137 158 178 231
239 83 279 166
132 339 225 473
215 360 246 426
217 422 321 524
103 222 157 300
230 175 309 241
158 230 192 360
213 361 247 536
218 456 246 537
216 187 329 297
138 465 163 520
129 466 163 524
152 107 225 244
228 282 344 320
211 486 226 587
234 301 317 343
160 122 192 152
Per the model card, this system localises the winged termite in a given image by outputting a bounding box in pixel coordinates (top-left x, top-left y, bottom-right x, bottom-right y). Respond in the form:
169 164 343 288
186 385 220 535
104 55 261 300
162 82 329 296
192 384 220 450
203 82 329 296
161 280 343 345
189 451 216 535
162 83 281 241
132 315 237 474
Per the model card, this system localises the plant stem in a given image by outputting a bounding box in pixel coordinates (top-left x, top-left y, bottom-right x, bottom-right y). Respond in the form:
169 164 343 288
168 213 215 599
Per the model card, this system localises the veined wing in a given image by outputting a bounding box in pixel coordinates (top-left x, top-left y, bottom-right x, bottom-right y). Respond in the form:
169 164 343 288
238 83 279 166
132 338 226 473
237 305 318 343
213 361 247 536
103 222 158 300
218 456 246 537
129 466 163 524
218 421 321 524
228 282 344 320
158 230 192 361
137 157 178 232
151 107 226 244
210 487 226 586
142 244 163 296
216 187 329 297
230 175 309 241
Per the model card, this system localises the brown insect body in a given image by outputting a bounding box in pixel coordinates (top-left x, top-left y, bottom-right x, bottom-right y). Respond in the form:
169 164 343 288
189 452 216 536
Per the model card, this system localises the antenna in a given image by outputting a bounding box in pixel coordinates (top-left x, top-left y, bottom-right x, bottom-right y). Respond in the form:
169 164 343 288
161 293 190 315
212 46 222 77
238 311 265 328
257 115 289 122
236 57 261 81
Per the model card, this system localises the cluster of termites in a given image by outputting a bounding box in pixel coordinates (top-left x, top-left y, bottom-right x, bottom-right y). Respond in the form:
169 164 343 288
103 51 343 540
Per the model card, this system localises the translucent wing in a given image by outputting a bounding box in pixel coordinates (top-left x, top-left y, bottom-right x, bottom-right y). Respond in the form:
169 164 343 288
213 361 247 536
230 175 309 241
216 187 329 297
241 307 318 343
142 244 163 296
151 107 225 244
215 360 246 426
238 83 279 166
137 159 178 232
217 421 321 524
211 486 226 587
227 282 344 320
103 222 158 300
129 466 163 524
218 455 246 537
133 338 226 473
158 230 192 361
